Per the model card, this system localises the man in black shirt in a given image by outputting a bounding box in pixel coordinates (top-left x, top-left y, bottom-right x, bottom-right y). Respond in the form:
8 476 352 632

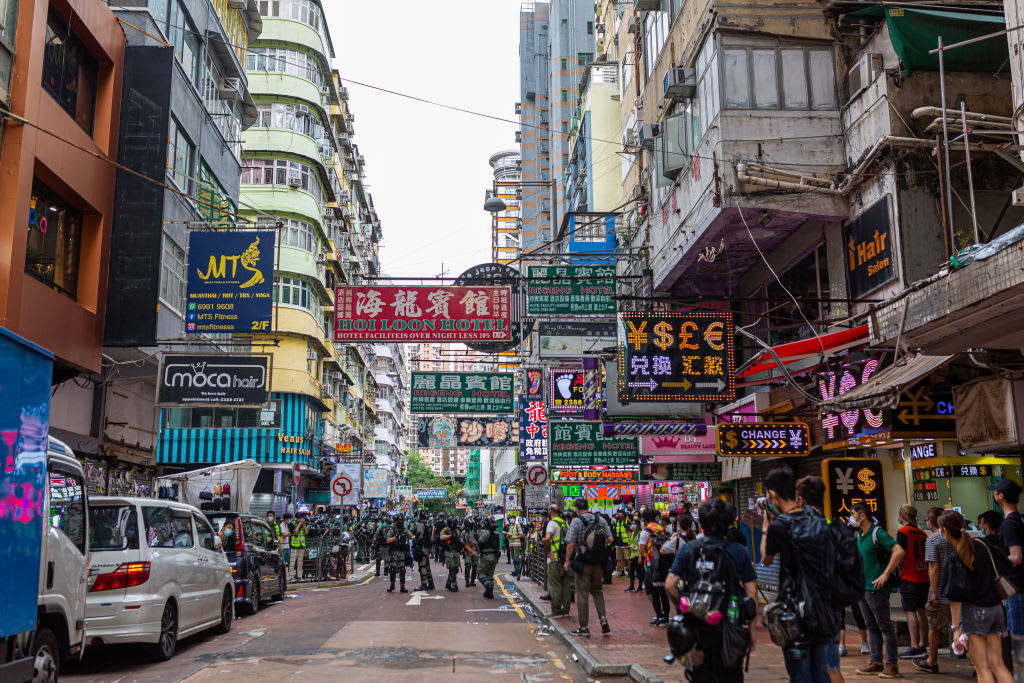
995 479 1024 638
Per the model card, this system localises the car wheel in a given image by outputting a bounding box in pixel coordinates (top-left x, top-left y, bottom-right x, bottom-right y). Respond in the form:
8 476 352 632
150 601 178 661
272 569 286 601
213 588 233 634
247 579 260 615
31 627 59 683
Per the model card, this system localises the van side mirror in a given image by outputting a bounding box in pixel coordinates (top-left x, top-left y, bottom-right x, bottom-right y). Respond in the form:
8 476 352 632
213 535 223 551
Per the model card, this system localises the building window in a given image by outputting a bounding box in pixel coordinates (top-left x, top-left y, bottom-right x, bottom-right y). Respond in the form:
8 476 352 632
577 53 593 66
246 46 324 86
279 217 318 253
164 406 272 430
167 0 199 83
560 89 568 101
643 9 670 81
241 158 325 204
196 160 237 223
167 117 194 193
722 45 836 110
25 178 83 297
587 21 593 34
275 276 315 311
160 234 186 312
560 58 567 70
41 8 98 133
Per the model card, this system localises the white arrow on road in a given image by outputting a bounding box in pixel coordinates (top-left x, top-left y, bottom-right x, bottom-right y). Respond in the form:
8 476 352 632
405 592 444 606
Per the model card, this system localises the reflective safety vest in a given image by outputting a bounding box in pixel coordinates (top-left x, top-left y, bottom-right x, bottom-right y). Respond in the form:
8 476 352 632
269 521 281 541
290 526 306 549
614 519 629 544
642 523 663 562
550 516 567 560
628 529 640 558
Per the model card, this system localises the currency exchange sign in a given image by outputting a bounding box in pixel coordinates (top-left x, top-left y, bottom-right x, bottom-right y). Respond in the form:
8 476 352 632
548 419 638 467
334 286 511 342
185 231 275 334
617 312 735 403
822 458 887 530
716 422 810 457
526 265 617 315
410 372 515 414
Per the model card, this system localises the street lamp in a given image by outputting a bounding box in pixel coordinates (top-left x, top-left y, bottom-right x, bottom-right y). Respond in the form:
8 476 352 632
483 195 507 213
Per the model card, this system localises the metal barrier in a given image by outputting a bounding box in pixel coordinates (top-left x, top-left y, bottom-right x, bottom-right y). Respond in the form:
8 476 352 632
299 535 351 582
524 535 547 587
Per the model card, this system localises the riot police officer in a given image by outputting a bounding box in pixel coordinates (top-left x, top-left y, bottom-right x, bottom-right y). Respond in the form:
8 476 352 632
462 517 480 587
411 510 435 592
372 517 387 577
384 514 409 593
441 519 462 592
477 516 502 599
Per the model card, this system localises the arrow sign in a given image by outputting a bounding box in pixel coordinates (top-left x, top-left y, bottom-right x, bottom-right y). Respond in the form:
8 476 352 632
405 593 445 606
717 422 811 457
628 379 658 390
695 378 727 392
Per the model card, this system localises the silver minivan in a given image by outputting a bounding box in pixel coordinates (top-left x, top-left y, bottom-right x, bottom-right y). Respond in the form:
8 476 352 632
85 497 234 660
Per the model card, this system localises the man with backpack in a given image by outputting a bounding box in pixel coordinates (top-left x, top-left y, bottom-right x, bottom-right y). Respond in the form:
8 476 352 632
665 497 756 682
613 509 630 577
760 467 842 683
563 498 613 637
851 502 905 678
638 508 673 625
894 505 929 661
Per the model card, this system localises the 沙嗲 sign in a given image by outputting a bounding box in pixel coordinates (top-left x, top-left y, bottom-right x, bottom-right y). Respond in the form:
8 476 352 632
410 372 514 414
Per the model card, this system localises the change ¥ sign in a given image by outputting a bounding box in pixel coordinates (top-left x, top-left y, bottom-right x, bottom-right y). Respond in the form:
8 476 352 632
716 422 810 457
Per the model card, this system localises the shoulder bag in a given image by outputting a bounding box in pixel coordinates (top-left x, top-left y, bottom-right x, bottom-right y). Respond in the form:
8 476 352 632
980 539 1018 600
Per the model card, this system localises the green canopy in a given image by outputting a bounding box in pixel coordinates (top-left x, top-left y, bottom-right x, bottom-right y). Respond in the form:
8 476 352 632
845 5 1008 74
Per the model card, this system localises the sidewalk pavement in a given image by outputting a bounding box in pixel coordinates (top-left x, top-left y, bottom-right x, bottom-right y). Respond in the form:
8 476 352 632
512 569 979 681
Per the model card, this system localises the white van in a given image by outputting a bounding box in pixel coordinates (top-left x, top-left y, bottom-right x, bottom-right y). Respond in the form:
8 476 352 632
85 497 234 660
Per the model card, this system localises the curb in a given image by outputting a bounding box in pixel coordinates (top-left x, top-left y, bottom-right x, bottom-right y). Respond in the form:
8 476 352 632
510 576 664 683
286 570 376 591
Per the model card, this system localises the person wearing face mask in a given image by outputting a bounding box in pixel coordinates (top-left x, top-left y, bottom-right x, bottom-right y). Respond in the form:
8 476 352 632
624 517 642 592
851 502 905 678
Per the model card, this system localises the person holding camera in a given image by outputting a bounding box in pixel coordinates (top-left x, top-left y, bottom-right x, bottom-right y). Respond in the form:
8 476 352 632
760 467 841 683
665 498 756 683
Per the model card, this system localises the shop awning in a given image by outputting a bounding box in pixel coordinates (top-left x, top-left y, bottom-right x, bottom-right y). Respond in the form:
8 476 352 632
844 6 1008 74
737 325 870 379
821 353 954 411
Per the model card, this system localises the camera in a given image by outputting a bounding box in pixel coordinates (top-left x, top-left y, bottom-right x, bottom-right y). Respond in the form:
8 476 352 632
755 496 769 512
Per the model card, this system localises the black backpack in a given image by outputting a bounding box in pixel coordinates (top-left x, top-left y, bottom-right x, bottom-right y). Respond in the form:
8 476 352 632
648 531 674 583
829 519 865 608
782 509 841 640
579 514 608 565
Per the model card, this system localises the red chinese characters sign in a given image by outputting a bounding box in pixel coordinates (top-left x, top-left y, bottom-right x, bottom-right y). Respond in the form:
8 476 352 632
334 286 512 342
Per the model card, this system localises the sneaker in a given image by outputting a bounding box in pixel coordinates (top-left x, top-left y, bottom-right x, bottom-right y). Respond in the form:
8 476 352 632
570 627 591 637
839 645 848 657
539 593 551 601
912 658 938 674
856 662 884 675
649 618 662 626
860 643 871 655
899 646 926 659
601 618 610 634
624 587 635 592
878 662 900 678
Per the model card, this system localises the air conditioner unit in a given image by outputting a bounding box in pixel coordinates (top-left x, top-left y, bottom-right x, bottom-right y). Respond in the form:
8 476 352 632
287 177 302 188
627 16 640 33
640 168 650 186
634 0 661 9
623 130 638 148
339 190 351 203
846 53 883 101
320 86 330 95
631 184 647 201
638 123 661 149
228 0 246 7
218 77 242 100
664 67 697 99
340 87 349 99
307 351 318 360
357 155 366 165
316 253 327 263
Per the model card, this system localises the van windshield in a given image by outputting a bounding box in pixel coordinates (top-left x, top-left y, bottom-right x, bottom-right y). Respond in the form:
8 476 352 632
89 504 140 551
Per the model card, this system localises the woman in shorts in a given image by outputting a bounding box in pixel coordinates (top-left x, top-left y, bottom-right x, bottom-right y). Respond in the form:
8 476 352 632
939 510 1013 683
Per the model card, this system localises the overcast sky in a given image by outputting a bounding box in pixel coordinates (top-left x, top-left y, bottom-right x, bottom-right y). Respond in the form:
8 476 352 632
326 1 522 281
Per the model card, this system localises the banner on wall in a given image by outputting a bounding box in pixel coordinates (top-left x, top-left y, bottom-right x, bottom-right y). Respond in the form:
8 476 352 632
185 231 275 334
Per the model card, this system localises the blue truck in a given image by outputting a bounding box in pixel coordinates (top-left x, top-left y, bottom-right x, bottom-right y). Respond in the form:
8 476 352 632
0 326 89 682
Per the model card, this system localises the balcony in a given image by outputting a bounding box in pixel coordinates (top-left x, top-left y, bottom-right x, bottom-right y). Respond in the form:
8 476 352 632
872 238 1024 355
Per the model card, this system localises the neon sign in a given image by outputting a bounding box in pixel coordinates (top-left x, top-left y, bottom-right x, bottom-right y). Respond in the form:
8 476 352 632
819 360 888 442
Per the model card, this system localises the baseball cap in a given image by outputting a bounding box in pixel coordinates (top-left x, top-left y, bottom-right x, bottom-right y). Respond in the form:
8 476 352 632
992 479 1022 498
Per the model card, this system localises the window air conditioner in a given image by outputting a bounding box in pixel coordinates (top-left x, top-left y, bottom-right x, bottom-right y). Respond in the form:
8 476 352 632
664 67 697 100
287 177 302 188
340 190 351 203
634 0 662 10
308 351 318 360
627 17 640 33
316 253 327 263
218 78 242 100
320 86 330 95
638 123 661 150
846 53 883 101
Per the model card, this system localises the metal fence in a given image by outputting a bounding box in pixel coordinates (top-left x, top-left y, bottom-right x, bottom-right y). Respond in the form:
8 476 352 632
297 536 352 582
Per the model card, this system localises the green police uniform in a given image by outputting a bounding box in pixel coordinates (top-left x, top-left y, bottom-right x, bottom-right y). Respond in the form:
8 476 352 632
384 522 409 592
463 525 480 587
411 520 435 591
373 523 386 576
547 515 570 616
441 526 462 591
477 525 502 599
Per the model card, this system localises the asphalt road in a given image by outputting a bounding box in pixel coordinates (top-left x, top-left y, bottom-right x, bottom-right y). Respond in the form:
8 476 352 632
64 559 591 683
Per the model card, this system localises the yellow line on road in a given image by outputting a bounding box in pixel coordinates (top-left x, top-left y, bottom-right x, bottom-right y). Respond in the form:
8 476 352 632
496 573 526 619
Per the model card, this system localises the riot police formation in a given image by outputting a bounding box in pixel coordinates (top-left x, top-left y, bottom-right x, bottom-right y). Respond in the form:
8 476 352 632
462 517 480 588
411 511 436 592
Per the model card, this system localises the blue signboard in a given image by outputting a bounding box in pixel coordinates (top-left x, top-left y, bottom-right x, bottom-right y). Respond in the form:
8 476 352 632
415 489 448 499
185 231 275 334
0 326 53 637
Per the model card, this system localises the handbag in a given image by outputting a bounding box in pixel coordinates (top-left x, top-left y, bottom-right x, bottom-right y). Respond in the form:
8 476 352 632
981 540 1018 600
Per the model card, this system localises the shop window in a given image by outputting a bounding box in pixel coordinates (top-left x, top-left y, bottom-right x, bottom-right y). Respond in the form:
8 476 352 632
41 8 98 133
25 178 83 297
160 234 186 312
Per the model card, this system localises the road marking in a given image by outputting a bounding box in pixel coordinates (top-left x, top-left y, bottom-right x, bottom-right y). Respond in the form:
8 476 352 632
495 573 526 620
405 592 444 606
552 658 565 670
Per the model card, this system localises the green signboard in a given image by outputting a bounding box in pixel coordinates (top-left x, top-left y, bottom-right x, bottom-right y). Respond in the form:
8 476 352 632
644 462 723 481
527 265 617 316
466 448 481 497
548 419 639 467
410 372 515 414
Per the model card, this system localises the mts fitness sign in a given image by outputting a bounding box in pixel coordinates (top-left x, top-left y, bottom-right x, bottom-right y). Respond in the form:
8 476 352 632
157 353 271 406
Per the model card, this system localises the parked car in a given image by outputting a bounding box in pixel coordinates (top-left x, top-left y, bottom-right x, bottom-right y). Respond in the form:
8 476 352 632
207 512 286 614
85 497 234 661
